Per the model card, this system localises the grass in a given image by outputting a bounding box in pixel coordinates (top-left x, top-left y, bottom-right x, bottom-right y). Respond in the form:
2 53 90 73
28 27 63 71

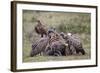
22 10 91 62
24 55 90 62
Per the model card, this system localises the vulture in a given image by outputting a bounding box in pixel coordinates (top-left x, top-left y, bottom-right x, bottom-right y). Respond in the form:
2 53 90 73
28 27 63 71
60 32 86 55
35 20 47 37
30 37 49 57
44 29 69 56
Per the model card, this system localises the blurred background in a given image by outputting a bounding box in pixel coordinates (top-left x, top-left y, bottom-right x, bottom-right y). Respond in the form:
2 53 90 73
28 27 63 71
23 10 91 62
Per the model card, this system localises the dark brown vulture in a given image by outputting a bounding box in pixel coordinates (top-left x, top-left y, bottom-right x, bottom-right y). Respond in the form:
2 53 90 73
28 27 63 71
35 20 47 37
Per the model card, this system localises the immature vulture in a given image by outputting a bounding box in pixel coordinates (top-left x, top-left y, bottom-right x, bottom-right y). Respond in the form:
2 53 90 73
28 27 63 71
35 20 47 37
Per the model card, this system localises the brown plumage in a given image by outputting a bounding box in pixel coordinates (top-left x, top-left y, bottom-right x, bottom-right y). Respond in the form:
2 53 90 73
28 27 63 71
60 33 86 55
44 30 69 56
30 37 49 57
35 20 47 37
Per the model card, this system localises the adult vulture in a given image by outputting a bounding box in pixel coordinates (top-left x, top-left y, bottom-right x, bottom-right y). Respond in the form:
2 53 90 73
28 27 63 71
30 37 49 57
60 32 86 55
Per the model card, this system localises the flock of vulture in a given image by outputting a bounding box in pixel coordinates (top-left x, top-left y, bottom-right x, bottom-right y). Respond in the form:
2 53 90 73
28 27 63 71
30 20 86 57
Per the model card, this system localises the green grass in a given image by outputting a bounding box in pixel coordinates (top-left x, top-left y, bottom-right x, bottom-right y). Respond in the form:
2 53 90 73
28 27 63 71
24 55 90 62
22 10 91 62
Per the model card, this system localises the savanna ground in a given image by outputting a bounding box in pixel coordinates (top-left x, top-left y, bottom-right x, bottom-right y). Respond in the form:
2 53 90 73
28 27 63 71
23 10 91 62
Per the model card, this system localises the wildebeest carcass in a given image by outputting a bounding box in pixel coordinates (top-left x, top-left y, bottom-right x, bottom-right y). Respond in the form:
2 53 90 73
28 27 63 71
44 41 70 56
60 32 85 55
35 20 47 37
30 37 49 57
